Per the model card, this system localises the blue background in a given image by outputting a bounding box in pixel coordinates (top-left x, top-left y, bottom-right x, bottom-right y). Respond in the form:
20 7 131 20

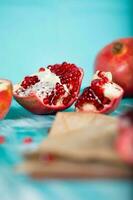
0 1 133 200
0 0 133 87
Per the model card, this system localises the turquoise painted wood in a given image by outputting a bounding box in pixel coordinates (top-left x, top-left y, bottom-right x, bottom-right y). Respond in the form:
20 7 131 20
0 99 133 200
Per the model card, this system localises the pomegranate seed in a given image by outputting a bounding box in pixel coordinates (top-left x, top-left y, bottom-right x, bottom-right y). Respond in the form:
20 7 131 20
73 71 81 77
52 95 59 105
91 79 104 87
25 76 30 81
60 79 67 84
47 92 55 105
0 135 5 144
98 71 105 78
102 97 111 104
72 85 78 92
97 71 109 83
23 137 32 144
43 98 49 104
21 75 39 89
62 62 67 65
63 95 71 105
39 67 45 72
56 82 60 87
91 79 110 105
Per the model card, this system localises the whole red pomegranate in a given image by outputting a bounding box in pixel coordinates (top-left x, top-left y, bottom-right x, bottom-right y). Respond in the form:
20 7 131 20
13 62 83 114
94 38 133 97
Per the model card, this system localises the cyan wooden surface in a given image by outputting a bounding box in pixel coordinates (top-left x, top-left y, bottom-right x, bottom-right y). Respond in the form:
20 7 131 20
0 99 133 200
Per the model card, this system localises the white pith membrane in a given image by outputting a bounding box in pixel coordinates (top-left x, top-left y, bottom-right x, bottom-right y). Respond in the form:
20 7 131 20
81 71 122 111
0 80 10 91
14 68 71 106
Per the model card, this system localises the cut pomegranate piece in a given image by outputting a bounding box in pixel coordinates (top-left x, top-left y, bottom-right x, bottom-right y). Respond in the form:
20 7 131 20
116 110 133 165
0 79 13 119
75 71 123 114
13 62 83 114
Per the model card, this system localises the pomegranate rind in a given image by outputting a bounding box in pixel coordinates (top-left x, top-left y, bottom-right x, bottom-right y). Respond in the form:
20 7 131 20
13 67 84 114
0 79 13 119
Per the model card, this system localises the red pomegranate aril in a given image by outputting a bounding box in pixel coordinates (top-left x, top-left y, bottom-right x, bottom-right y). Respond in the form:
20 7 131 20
48 96 54 105
55 84 65 96
55 82 60 87
73 71 81 77
52 95 59 105
63 95 72 105
102 97 111 104
98 71 105 78
21 75 39 89
25 76 30 81
91 79 111 105
23 137 32 144
60 79 66 84
21 81 28 89
62 62 67 65
43 98 49 104
72 76 78 82
72 86 78 93
39 67 45 72
58 89 65 96
0 135 5 144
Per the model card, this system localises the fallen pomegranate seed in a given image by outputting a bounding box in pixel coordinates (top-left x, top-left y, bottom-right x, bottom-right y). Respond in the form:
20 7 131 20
23 137 33 144
0 135 5 144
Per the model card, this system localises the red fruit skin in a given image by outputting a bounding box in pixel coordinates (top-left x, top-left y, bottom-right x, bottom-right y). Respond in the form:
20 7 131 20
14 93 78 114
116 126 133 165
94 38 133 97
76 94 123 114
0 79 13 119
13 68 84 114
